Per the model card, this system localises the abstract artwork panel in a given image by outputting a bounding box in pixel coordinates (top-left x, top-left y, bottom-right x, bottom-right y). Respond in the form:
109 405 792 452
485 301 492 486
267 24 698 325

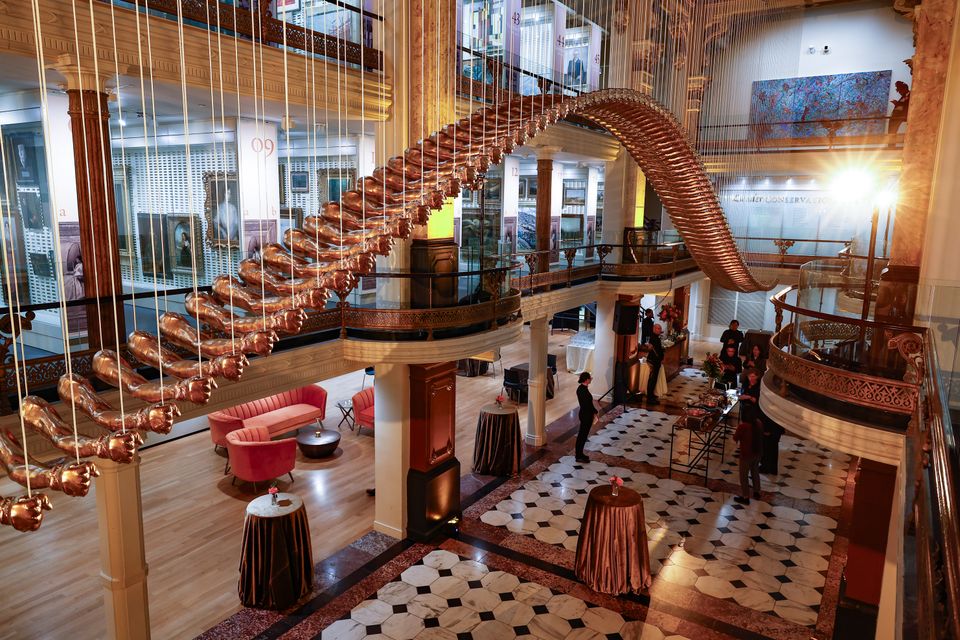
749 70 892 139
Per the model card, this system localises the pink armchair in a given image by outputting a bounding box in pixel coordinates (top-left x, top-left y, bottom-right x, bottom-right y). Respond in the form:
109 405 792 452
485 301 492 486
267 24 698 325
208 384 328 450
352 387 375 433
225 426 296 489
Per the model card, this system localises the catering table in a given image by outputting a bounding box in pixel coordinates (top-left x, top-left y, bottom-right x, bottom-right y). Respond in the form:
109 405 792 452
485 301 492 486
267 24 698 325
668 391 739 485
239 493 313 609
629 358 668 397
472 403 522 476
509 362 556 400
574 485 652 594
565 330 595 374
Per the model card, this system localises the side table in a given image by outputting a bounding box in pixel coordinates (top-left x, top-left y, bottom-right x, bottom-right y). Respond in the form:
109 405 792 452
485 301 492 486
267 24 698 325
336 399 355 431
238 493 314 609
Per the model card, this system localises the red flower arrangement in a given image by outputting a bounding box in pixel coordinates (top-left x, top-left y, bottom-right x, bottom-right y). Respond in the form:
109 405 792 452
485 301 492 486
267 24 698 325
702 353 723 380
659 303 684 334
495 394 506 408
268 482 279 504
610 476 624 496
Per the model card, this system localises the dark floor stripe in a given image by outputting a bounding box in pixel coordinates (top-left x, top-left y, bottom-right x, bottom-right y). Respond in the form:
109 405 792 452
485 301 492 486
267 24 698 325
251 538 415 640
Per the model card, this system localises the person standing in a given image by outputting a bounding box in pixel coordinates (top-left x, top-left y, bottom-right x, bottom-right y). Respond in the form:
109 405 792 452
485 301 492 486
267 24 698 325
739 369 762 424
759 417 786 475
646 324 665 404
640 308 655 345
742 344 766 384
719 344 742 389
720 320 744 354
733 419 763 504
575 372 598 463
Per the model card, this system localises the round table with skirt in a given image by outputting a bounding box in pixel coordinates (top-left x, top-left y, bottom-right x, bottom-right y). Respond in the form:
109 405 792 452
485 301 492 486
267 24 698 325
472 403 522 476
574 485 652 595
635 359 668 397
239 493 314 609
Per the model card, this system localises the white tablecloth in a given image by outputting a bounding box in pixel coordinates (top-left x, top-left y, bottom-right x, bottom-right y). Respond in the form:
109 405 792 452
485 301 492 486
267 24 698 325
566 330 596 374
637 359 668 396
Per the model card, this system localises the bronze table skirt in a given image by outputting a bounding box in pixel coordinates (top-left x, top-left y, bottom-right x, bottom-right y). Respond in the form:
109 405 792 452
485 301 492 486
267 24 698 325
473 403 522 476
575 485 652 595
239 493 314 610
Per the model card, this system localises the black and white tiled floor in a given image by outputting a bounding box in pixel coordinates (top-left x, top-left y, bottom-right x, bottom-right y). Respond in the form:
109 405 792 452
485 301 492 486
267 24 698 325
321 550 691 640
587 410 850 506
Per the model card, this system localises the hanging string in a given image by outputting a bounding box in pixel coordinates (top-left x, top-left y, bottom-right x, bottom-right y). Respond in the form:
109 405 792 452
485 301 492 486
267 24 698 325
0 130 38 487
86 0 133 420
173 0 204 365
28 0 85 456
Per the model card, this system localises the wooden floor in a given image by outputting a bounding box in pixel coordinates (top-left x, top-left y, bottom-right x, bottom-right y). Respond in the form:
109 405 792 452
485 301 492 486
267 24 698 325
0 326 597 640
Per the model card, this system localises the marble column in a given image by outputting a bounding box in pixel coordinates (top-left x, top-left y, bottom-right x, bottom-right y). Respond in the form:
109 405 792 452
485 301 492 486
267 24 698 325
57 60 125 350
95 458 150 640
525 316 549 446
603 148 638 264
374 363 411 538
844 459 897 607
880 0 957 319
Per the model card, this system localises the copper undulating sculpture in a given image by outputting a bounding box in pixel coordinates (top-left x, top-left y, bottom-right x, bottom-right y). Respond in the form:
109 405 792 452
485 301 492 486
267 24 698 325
1 88 767 531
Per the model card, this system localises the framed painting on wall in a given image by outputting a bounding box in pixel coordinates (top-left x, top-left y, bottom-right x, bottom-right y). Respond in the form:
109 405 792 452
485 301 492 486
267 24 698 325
549 217 560 263
137 212 167 280
527 177 538 199
18 191 46 230
585 216 596 258
243 219 278 261
290 171 309 193
562 182 586 207
58 221 85 332
483 178 502 203
0 209 29 306
278 206 304 241
114 165 132 257
517 178 527 200
203 171 241 249
166 214 204 277
502 217 517 255
317 168 357 204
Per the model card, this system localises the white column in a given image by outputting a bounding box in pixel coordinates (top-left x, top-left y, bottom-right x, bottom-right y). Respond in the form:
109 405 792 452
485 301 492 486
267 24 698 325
96 458 150 640
236 117 279 221
593 290 617 398
603 149 634 263
526 317 549 446
374 363 411 538
689 278 710 341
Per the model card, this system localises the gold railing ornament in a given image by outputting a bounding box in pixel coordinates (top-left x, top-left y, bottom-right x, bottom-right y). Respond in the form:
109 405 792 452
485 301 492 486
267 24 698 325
3 88 771 530
888 332 925 384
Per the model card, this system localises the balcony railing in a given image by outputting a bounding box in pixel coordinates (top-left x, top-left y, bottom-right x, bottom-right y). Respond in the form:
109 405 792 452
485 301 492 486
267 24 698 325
698 115 905 151
764 274 959 638
0 243 699 406
102 0 383 70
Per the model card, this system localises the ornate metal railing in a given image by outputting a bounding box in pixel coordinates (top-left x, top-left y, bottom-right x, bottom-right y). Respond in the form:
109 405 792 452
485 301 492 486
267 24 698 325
905 330 960 640
102 0 383 70
766 324 920 415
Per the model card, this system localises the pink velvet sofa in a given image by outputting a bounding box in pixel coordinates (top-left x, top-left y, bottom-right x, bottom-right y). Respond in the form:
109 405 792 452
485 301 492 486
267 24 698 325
352 387 375 432
208 384 328 449
225 426 296 488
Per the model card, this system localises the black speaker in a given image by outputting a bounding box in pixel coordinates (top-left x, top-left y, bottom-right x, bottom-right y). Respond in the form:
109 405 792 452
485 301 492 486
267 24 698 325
613 302 640 335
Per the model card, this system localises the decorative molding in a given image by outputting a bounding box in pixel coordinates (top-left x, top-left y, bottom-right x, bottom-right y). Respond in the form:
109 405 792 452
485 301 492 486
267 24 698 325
760 375 906 466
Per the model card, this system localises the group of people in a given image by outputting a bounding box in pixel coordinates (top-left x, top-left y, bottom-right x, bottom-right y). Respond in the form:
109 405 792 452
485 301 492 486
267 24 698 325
721 320 785 505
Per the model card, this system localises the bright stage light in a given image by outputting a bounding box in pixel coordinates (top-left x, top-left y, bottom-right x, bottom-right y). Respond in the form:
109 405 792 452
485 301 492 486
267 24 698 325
876 186 898 208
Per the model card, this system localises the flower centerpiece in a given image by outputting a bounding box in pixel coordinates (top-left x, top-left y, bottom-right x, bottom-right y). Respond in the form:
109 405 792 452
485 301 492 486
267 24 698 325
609 475 624 497
701 353 722 383
658 303 684 336
268 483 279 505
495 394 506 408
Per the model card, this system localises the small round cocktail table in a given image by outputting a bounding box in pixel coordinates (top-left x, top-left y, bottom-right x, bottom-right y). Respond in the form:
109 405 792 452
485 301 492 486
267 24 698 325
296 426 341 458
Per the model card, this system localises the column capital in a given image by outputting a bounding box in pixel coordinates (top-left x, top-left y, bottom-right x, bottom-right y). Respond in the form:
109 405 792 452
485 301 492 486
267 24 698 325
52 54 115 93
531 145 562 162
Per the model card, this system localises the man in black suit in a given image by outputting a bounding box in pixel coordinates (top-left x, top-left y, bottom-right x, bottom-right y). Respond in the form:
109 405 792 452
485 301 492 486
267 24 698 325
720 320 744 354
575 372 598 463
646 324 665 404
640 308 655 345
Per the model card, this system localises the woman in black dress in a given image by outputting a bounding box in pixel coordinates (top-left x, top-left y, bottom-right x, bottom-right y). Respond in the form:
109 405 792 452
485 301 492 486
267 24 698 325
719 344 742 389
575 372 598 463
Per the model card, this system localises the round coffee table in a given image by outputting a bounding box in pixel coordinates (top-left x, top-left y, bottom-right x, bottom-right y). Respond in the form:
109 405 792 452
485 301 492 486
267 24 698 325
296 426 341 458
